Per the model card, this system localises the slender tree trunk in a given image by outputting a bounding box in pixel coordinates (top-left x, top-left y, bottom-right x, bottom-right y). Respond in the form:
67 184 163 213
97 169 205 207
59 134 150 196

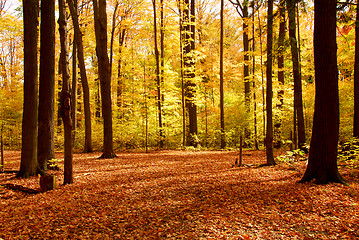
299 0 344 184
265 0 275 166
257 8 266 138
152 0 164 148
220 0 225 149
38 0 55 173
58 0 73 184
243 2 250 131
287 0 305 148
18 0 39 178
252 1 258 150
71 31 77 145
178 0 186 147
93 0 116 158
184 0 198 146
354 0 359 138
117 29 126 110
275 0 285 148
109 1 119 77
67 0 93 153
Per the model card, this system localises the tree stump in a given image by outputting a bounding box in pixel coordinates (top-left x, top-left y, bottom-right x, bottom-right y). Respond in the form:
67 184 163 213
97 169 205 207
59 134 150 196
40 174 56 192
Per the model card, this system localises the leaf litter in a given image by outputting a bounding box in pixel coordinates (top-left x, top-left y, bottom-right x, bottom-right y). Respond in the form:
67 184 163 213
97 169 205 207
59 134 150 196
0 150 358 239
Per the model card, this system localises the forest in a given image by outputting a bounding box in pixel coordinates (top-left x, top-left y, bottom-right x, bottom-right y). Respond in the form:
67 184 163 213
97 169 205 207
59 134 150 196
0 0 359 238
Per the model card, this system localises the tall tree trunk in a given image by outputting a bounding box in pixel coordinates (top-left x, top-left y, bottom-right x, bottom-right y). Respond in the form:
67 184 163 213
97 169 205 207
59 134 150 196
184 0 197 146
275 0 285 148
18 0 39 178
354 0 359 138
117 29 126 110
58 0 73 184
67 0 93 153
71 31 77 145
252 1 258 150
257 7 266 138
243 2 250 140
220 0 225 149
287 0 305 148
178 0 186 147
299 0 344 184
38 0 55 173
93 0 116 158
265 0 275 166
152 0 164 148
109 1 119 77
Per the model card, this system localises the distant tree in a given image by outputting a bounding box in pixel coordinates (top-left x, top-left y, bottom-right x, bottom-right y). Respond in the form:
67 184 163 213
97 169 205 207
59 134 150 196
354 0 359 138
299 0 344 184
18 0 39 178
265 0 275 166
38 0 55 173
67 0 93 153
220 0 225 149
93 0 116 158
58 0 73 184
152 0 164 148
287 0 305 149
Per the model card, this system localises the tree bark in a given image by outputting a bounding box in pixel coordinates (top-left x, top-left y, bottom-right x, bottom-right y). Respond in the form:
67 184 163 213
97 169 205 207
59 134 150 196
93 0 116 158
67 0 93 153
354 0 359 138
18 0 39 178
58 0 73 184
287 0 306 149
38 0 55 173
265 0 275 166
299 0 344 184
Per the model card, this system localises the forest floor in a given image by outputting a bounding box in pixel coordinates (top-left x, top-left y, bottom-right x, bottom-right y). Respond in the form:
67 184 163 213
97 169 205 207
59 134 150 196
0 150 358 239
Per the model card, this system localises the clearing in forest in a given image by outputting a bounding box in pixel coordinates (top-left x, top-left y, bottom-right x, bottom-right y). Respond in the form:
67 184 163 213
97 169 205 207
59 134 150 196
0 150 358 239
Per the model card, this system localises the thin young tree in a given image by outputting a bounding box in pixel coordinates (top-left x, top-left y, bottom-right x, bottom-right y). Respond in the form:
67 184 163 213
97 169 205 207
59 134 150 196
220 0 225 149
93 0 116 158
18 0 39 178
299 0 344 184
152 0 164 148
38 0 55 173
265 0 275 166
58 0 73 184
67 0 93 153
287 0 305 149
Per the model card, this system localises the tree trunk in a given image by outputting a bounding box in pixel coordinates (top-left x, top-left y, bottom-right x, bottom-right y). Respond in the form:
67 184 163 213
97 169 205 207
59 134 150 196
18 0 39 178
109 1 119 77
152 0 164 148
38 0 55 173
299 0 344 184
265 0 275 166
354 0 359 138
93 0 116 158
178 0 186 147
71 30 77 145
58 0 73 184
67 0 93 153
252 1 258 150
220 0 225 149
183 0 197 147
287 0 305 148
243 2 250 125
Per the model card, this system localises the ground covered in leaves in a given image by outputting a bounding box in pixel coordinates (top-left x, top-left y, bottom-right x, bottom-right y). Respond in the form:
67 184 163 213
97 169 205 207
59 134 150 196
1 150 359 239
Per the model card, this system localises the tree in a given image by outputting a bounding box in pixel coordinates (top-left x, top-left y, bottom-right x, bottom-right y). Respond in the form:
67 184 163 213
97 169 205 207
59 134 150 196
93 0 116 158
152 0 164 148
219 0 225 149
38 0 55 173
299 0 344 184
67 0 93 153
287 0 305 149
183 0 198 146
354 0 359 138
58 0 73 184
18 0 39 178
265 0 275 166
